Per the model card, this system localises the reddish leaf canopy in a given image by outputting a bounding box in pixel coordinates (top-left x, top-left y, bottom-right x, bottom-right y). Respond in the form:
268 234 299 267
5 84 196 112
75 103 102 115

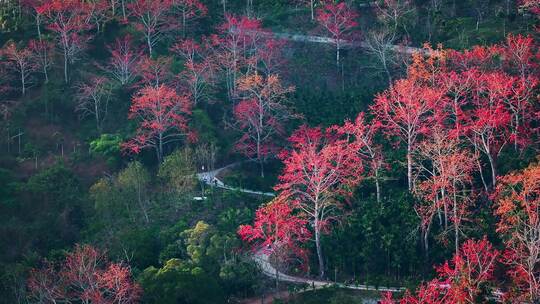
2 41 36 95
275 125 364 230
371 77 443 149
28 244 141 304
105 35 142 85
316 2 359 43
123 85 192 159
238 196 311 264
495 161 540 302
233 73 295 163
128 0 174 54
382 238 499 304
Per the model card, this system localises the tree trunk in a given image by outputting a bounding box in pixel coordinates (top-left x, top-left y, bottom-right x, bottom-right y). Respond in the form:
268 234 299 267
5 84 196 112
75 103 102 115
336 44 340 68
158 132 163 163
63 47 69 83
453 191 459 256
314 218 325 278
407 145 413 191
147 34 153 56
21 71 25 95
487 153 497 187
121 0 127 22
310 0 314 20
375 168 381 204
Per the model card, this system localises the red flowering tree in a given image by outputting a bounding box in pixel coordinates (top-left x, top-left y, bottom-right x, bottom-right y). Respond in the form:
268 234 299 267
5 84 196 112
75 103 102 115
335 112 384 203
499 34 539 149
171 39 216 105
123 85 191 163
414 125 475 255
211 15 266 99
104 35 142 86
232 73 295 177
275 126 364 278
371 77 443 191
136 56 174 88
128 0 173 55
464 71 513 188
495 161 540 302
316 1 359 67
28 244 141 304
75 75 113 131
28 39 54 83
172 0 207 37
238 195 311 286
2 41 36 95
39 0 93 83
382 238 499 304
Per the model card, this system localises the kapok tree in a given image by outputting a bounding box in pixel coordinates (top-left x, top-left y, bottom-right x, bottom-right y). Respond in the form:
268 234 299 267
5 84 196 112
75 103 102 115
123 85 191 163
414 125 475 256
233 73 295 177
22 0 46 40
211 14 266 99
2 41 36 95
128 0 173 56
495 161 540 302
39 0 93 83
464 71 513 188
275 126 364 278
171 39 216 105
316 1 359 67
374 0 415 34
371 77 443 191
499 34 539 149
336 112 384 203
28 39 54 83
75 75 113 131
172 0 207 37
28 244 141 304
136 56 174 88
381 238 499 304
238 195 311 287
104 35 142 86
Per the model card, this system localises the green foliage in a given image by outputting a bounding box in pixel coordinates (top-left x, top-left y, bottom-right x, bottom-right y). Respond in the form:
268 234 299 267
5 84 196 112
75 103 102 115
138 258 226 304
89 134 122 167
158 148 197 197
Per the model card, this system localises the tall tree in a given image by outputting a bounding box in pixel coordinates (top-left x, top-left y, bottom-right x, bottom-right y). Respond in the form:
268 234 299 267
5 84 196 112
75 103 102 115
2 41 36 95
464 71 513 188
39 0 93 83
75 75 113 131
123 85 192 163
128 0 173 55
238 196 311 286
103 35 142 86
414 126 475 255
171 39 215 105
172 0 207 37
275 126 363 278
211 14 266 99
316 1 358 67
28 244 141 304
336 112 384 203
371 77 443 191
232 73 295 177
28 39 54 83
495 161 540 302
382 238 499 304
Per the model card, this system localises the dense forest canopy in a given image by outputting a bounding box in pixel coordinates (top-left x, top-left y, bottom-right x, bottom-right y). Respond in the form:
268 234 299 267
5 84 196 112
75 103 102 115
0 0 539 303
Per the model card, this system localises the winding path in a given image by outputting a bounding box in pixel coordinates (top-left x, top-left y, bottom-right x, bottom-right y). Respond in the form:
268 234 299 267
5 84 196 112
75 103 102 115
196 162 275 197
253 249 405 293
197 163 405 294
